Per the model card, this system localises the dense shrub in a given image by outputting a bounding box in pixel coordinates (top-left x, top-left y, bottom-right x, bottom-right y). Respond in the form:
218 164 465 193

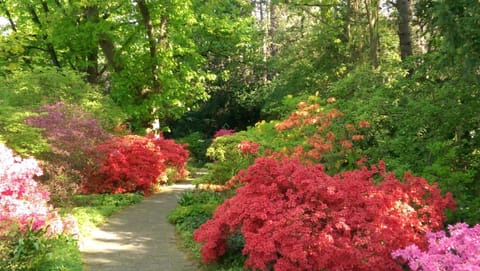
27 102 112 160
200 101 368 185
177 132 211 164
26 102 112 203
274 101 369 173
0 143 78 236
0 67 125 129
194 157 455 271
168 190 241 268
152 135 190 181
202 131 264 185
392 223 480 270
82 134 189 196
327 66 480 224
0 68 125 156
0 143 79 270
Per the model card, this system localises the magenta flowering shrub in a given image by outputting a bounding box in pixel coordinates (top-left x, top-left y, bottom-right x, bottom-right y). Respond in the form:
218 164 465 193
392 223 480 270
26 101 111 159
213 128 236 138
0 143 78 237
26 102 112 202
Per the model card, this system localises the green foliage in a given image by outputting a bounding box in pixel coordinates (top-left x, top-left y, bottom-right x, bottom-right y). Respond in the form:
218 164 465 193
168 189 237 268
201 100 368 185
0 228 81 271
176 132 212 165
416 0 480 75
200 130 266 185
0 67 125 157
0 105 50 156
325 63 480 224
261 93 320 121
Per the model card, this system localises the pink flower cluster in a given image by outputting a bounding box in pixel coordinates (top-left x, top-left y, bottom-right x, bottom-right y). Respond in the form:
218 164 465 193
392 223 480 270
26 101 112 157
236 141 260 155
0 143 78 237
213 128 236 138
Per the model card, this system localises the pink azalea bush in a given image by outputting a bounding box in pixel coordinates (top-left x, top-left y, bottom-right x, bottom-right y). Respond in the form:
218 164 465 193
0 143 78 237
213 128 236 138
392 223 480 270
26 102 113 202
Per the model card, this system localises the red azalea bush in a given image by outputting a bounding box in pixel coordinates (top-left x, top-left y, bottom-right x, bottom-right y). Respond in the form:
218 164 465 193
150 135 190 181
194 157 455 271
82 134 189 196
0 143 78 237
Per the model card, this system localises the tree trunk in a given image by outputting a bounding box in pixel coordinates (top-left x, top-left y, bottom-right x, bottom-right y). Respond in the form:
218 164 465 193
1 0 17 32
136 0 161 93
28 5 61 68
364 0 379 68
395 0 413 61
269 0 278 58
84 6 99 84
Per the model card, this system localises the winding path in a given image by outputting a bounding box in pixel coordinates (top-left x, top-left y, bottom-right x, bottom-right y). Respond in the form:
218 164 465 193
80 183 201 271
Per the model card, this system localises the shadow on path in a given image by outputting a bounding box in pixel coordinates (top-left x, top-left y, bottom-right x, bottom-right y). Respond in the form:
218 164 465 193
80 182 200 271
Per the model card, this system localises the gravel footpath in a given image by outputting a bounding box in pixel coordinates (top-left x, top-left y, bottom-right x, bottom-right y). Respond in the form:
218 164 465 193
80 183 201 271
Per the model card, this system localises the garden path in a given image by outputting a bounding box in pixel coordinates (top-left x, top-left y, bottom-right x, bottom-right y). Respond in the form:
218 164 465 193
80 181 201 271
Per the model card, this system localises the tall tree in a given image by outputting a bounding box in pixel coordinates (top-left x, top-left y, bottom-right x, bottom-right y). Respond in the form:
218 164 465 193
393 0 413 61
364 0 380 68
0 0 213 129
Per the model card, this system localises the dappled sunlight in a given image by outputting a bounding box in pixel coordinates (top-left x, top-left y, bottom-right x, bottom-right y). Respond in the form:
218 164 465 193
80 187 199 271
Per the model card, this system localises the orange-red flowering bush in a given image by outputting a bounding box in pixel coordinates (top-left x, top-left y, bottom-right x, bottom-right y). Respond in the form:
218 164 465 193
82 134 189 196
152 135 190 180
194 157 455 271
275 102 369 173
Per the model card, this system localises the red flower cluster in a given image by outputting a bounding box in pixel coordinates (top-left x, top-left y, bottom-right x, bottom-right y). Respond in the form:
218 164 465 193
194 157 455 271
236 141 260 155
149 135 190 180
82 134 189 196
